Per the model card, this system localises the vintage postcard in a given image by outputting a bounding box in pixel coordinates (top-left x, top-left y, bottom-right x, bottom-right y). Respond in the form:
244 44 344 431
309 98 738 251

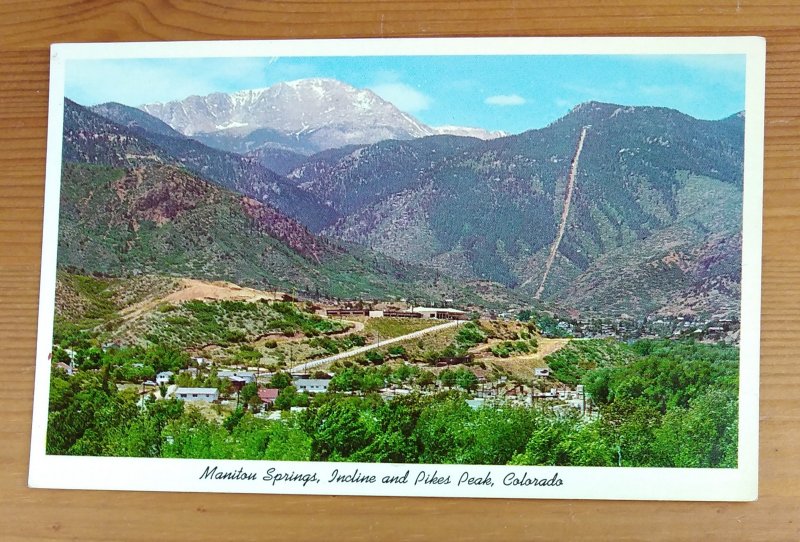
29 37 765 500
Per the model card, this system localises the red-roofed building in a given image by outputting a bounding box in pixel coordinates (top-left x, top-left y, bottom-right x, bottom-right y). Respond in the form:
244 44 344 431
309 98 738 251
257 388 280 407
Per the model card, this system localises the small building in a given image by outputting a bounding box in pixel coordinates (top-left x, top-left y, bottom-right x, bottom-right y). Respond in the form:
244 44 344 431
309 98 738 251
411 307 468 320
218 371 255 384
53 361 74 376
257 387 280 407
383 310 422 319
504 384 526 397
155 371 174 385
436 354 473 366
191 356 209 366
380 388 411 400
174 387 219 402
227 376 248 392
325 308 369 317
294 379 330 394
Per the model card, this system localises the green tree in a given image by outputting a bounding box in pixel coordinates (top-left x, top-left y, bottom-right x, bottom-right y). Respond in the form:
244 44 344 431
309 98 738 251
223 408 246 432
439 368 457 389
234 345 261 367
361 370 385 393
511 414 614 467
413 395 473 464
365 350 385 365
387 345 407 359
652 387 738 468
240 382 259 405
454 368 478 391
269 371 293 390
416 370 436 388
274 386 299 411
305 397 379 462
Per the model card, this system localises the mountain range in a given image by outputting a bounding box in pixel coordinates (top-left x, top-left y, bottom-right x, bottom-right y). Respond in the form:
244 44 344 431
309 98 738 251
60 100 507 306
291 101 744 318
61 80 745 320
139 79 505 158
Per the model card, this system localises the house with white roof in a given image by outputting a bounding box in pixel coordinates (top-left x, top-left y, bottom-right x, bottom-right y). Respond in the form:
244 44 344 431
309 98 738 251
293 379 330 394
174 387 219 402
411 307 468 320
156 371 174 385
218 370 255 383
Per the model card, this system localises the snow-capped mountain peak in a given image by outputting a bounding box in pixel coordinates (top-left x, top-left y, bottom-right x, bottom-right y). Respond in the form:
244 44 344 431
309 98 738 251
140 78 508 153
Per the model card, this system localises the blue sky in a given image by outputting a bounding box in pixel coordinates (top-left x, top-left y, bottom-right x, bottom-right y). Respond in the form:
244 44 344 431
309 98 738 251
65 54 745 134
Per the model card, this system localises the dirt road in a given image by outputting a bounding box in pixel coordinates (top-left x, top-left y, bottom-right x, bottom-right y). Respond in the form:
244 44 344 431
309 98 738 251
290 320 461 373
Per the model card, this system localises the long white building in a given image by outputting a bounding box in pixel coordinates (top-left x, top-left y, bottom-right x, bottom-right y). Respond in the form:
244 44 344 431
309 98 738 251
174 387 219 402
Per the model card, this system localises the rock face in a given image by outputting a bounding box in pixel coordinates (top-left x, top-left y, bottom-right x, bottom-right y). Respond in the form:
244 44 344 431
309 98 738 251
140 78 506 155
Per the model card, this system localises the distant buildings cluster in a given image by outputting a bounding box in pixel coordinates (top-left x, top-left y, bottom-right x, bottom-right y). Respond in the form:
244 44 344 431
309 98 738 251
325 306 468 321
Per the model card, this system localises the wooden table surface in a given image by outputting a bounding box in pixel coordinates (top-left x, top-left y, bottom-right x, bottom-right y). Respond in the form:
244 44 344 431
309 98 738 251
1 1 798 540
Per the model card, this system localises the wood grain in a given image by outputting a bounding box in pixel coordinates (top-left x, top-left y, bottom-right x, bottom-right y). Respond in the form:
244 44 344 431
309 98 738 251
1 1 798 540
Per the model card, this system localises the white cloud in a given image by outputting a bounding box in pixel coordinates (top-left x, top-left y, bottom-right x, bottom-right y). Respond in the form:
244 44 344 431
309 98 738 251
66 58 271 106
555 98 573 109
485 94 526 106
368 82 432 113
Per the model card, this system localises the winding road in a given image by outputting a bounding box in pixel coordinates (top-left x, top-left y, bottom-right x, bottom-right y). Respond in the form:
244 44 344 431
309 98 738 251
290 320 461 373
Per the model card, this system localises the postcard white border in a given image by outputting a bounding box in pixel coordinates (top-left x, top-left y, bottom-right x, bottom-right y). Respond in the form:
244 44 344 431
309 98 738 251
30 36 765 501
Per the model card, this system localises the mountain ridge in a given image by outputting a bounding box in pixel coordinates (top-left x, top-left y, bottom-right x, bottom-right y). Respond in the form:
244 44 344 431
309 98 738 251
68 94 745 320
64 99 339 231
295 102 744 318
139 78 507 157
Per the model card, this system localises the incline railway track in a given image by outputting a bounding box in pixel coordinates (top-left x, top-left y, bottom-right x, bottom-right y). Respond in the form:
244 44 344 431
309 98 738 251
531 125 589 299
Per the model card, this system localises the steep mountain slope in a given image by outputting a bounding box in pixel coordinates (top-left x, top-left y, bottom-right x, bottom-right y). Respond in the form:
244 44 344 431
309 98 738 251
294 102 744 317
245 146 312 176
289 135 485 215
554 173 743 318
140 78 506 156
58 163 326 277
90 102 187 138
66 99 337 230
56 162 486 303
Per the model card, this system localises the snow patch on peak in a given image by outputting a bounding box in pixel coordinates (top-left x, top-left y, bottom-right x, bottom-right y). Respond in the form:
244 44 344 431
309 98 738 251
432 125 507 140
215 121 249 131
354 91 377 111
609 106 635 119
284 78 350 90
